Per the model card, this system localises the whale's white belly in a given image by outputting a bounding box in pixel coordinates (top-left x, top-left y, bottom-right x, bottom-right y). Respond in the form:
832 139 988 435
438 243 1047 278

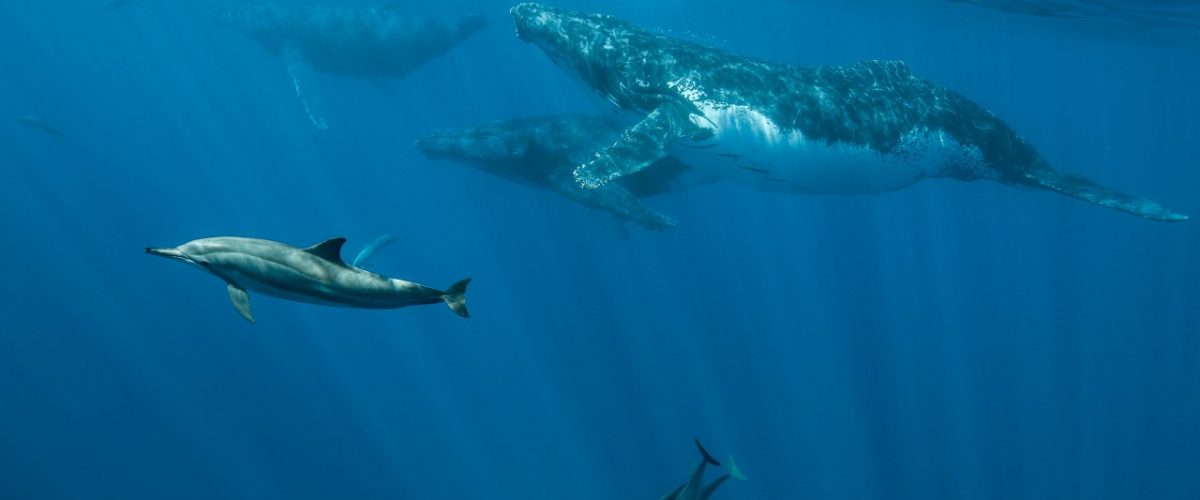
674 102 988 194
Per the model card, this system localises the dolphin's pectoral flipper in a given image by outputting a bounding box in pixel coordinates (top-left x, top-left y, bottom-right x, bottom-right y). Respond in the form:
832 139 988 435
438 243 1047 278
549 170 677 231
1024 169 1188 222
283 44 328 130
573 102 704 189
226 283 255 324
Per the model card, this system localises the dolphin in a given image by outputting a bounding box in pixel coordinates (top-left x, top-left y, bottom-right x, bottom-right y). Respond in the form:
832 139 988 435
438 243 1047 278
146 236 469 323
218 4 487 129
659 439 746 500
14 115 65 139
509 3 1187 222
416 114 719 231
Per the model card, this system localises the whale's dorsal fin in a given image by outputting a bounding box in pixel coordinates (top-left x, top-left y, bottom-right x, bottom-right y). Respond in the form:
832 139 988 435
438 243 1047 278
304 237 349 266
283 43 328 130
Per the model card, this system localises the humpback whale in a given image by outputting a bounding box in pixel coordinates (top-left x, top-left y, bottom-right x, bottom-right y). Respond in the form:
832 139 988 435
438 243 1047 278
416 114 718 231
659 439 746 500
219 4 486 129
510 3 1186 222
146 236 469 323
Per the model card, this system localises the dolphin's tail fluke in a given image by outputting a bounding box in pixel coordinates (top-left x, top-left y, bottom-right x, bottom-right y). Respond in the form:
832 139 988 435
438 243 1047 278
694 437 721 467
442 278 471 318
1024 169 1188 222
726 455 747 481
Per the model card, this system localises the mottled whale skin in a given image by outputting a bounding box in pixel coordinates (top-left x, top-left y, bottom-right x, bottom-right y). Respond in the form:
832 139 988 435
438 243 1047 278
146 236 469 324
417 114 718 231
659 439 746 500
510 3 1186 222
219 4 486 128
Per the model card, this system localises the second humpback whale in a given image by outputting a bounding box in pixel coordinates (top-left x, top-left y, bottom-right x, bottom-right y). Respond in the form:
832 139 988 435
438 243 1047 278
147 236 470 324
416 114 719 231
219 4 486 129
510 3 1186 222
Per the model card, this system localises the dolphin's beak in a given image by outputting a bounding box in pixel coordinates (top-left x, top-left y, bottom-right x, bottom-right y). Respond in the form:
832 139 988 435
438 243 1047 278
145 247 189 262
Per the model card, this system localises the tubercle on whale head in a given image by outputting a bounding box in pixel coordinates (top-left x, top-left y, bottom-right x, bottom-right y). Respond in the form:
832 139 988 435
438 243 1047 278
510 4 642 105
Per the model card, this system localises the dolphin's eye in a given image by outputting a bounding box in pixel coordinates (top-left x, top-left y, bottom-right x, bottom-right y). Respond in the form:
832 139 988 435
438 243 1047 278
198 261 211 268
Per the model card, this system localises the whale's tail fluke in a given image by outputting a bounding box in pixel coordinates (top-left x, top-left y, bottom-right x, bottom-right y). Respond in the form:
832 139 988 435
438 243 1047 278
1025 169 1188 222
442 278 471 318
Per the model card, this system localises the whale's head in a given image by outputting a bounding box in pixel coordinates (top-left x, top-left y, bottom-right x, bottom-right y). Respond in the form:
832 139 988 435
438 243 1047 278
511 4 638 90
415 125 527 176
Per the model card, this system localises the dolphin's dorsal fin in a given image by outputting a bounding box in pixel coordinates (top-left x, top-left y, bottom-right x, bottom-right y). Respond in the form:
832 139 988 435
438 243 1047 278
304 237 348 266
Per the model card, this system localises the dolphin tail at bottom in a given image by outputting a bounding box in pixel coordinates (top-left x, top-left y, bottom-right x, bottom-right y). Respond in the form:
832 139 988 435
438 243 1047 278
442 278 471 318
726 455 746 481
694 437 721 467
1024 169 1188 222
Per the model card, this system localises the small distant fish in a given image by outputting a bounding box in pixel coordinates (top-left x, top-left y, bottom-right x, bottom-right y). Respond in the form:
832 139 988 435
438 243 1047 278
14 115 66 139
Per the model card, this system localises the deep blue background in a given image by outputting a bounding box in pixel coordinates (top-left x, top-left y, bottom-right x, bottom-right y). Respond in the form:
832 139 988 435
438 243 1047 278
1 1 1197 498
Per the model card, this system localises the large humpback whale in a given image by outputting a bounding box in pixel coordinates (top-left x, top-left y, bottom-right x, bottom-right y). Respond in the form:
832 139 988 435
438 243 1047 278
416 114 718 231
510 3 1187 222
146 236 469 323
219 4 486 129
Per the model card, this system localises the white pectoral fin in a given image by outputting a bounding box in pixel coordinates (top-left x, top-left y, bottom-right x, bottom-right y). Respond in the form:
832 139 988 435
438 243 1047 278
226 283 255 324
573 101 704 189
283 44 328 130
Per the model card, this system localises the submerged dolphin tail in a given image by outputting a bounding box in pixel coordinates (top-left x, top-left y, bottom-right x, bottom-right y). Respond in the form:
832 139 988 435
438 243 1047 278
442 278 471 318
1025 169 1188 222
726 455 746 481
694 438 721 467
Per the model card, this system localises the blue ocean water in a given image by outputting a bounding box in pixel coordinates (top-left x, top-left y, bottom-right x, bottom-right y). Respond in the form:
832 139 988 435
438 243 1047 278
1 0 1197 498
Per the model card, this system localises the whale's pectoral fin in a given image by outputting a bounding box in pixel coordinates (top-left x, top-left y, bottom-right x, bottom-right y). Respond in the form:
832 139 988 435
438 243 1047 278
1025 169 1188 222
283 44 328 130
549 170 677 231
226 283 255 324
573 102 707 189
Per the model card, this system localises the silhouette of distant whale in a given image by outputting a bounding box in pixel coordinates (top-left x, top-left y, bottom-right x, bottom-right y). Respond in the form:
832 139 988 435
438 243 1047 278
219 4 486 129
511 3 1186 222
